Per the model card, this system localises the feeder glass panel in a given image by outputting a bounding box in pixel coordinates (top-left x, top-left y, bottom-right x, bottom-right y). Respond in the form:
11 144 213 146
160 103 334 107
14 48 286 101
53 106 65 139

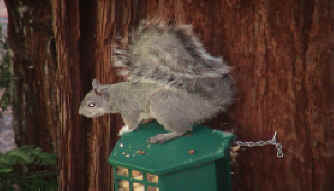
116 166 129 177
133 182 144 191
132 170 143 180
118 180 129 191
147 186 159 191
146 173 159 183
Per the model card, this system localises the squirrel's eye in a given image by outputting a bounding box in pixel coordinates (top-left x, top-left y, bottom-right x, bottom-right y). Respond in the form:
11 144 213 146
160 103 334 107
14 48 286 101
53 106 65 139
88 103 96 107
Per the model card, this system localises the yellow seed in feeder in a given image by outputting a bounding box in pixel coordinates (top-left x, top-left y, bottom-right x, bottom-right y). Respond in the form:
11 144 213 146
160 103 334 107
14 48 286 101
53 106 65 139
132 170 143 180
116 166 129 177
147 173 159 183
118 180 129 191
133 182 145 191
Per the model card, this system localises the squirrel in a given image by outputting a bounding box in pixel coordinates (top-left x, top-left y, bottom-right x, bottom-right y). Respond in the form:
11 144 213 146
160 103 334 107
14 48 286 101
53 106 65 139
79 20 235 143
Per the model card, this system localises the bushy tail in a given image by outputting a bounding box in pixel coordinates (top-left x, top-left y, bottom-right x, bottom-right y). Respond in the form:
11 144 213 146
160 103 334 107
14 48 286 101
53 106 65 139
112 20 230 85
193 74 236 112
112 20 235 110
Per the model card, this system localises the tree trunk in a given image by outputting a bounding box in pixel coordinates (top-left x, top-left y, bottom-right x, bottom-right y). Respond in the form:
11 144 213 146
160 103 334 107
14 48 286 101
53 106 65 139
50 0 88 190
4 0 57 151
222 1 334 190
51 0 121 190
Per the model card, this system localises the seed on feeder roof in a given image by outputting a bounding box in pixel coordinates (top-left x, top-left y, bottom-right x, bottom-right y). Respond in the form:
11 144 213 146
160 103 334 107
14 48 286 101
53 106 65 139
136 150 145 155
188 149 195 155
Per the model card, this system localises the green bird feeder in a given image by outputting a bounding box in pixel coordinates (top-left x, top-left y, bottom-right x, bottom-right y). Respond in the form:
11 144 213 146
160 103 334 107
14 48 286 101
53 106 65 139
108 121 235 191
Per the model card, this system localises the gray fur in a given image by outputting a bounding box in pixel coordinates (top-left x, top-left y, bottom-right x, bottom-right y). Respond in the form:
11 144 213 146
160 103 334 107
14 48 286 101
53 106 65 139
113 23 231 86
80 21 235 143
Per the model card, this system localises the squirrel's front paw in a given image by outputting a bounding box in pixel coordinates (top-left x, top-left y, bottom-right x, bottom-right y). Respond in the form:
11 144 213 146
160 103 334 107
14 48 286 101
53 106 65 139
118 125 134 136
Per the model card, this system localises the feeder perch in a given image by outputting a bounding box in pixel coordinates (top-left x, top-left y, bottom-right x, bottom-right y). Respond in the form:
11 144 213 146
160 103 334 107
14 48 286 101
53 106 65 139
108 121 235 191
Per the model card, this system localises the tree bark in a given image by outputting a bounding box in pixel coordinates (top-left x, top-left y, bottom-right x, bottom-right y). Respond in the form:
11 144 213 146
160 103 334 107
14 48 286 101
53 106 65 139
223 1 334 190
4 0 57 151
50 0 88 190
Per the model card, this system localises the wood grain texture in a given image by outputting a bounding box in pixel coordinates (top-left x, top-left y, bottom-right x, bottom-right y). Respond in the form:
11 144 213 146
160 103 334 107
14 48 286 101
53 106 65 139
51 0 87 191
4 0 56 151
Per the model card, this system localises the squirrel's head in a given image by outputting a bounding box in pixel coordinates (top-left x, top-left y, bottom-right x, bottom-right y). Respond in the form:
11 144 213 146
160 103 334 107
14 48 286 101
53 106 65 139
79 79 112 118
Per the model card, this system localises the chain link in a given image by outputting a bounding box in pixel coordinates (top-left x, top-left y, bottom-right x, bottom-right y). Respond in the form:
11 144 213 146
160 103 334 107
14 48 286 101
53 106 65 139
235 131 284 158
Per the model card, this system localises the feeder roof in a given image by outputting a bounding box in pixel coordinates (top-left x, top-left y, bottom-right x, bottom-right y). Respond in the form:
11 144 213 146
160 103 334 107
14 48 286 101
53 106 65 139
108 121 234 175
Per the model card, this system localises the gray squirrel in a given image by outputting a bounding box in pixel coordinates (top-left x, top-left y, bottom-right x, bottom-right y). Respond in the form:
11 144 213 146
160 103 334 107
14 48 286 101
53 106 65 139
79 20 235 143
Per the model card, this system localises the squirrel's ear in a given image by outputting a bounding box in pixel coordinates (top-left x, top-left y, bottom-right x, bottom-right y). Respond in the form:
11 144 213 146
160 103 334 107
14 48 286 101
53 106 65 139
92 79 99 89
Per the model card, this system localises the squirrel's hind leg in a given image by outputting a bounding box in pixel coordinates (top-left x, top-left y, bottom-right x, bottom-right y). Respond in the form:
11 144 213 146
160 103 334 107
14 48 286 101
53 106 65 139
148 131 187 144
149 90 194 143
148 118 192 143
